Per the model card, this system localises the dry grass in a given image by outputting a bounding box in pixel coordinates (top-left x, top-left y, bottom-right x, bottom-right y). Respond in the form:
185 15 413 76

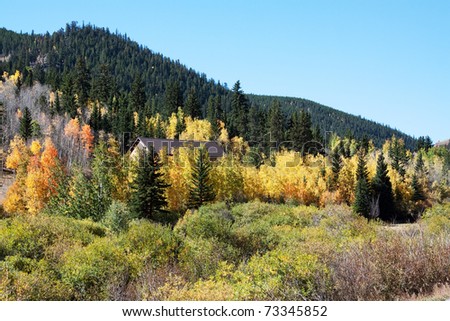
405 283 450 301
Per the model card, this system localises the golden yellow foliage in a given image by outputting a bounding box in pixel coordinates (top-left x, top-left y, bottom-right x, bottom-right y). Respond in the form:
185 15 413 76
5 136 28 170
166 110 181 139
217 121 229 147
163 148 193 212
30 140 42 156
180 117 213 141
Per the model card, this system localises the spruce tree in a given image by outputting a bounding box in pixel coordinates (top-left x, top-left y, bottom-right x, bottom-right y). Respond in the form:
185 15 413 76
74 57 91 107
130 147 169 220
164 81 183 117
184 88 202 118
229 81 249 139
415 151 425 174
267 100 284 145
353 150 371 218
54 92 61 114
61 72 77 118
371 152 395 221
411 174 425 202
330 146 342 190
19 107 32 140
130 74 146 112
188 147 215 209
388 135 409 177
291 110 314 155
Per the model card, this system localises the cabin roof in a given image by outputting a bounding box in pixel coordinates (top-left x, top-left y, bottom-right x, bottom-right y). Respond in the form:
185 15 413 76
130 137 225 158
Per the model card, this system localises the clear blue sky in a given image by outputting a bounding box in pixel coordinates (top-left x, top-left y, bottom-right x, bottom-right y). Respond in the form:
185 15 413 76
2 0 449 142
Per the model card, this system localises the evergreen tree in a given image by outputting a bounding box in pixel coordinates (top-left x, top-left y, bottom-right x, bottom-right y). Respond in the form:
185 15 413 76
93 64 113 103
73 57 91 107
215 95 223 121
164 81 183 117
353 150 371 218
229 81 249 138
30 120 41 138
175 109 185 140
188 147 215 209
206 95 219 135
130 74 146 112
184 87 201 118
90 104 101 131
248 104 265 143
371 153 395 221
290 110 314 155
412 152 427 204
129 147 169 220
411 174 426 202
415 151 425 174
330 146 342 190
417 136 433 152
206 96 216 124
61 72 77 118
19 107 32 140
267 100 284 145
54 92 61 114
388 135 409 177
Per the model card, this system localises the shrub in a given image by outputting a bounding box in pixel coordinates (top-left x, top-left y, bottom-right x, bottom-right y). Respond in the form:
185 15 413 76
231 247 330 300
120 220 178 276
329 231 450 300
60 238 130 300
178 236 240 281
102 200 134 233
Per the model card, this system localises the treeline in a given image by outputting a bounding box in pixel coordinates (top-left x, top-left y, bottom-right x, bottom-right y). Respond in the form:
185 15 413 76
0 23 417 148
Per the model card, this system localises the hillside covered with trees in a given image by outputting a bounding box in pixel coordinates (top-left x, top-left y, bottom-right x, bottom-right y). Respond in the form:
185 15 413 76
0 23 417 149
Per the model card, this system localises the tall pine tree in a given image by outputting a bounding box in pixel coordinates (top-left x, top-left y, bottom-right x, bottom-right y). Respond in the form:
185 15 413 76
73 57 91 107
353 150 371 219
229 81 249 139
19 107 32 140
130 147 169 220
267 100 284 146
184 87 202 118
371 152 395 221
130 74 147 112
188 147 215 209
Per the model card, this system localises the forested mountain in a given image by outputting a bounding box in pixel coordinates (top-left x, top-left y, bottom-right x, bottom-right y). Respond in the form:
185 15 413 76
0 22 416 148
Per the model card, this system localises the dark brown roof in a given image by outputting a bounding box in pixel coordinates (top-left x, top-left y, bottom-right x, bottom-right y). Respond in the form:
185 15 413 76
131 137 225 158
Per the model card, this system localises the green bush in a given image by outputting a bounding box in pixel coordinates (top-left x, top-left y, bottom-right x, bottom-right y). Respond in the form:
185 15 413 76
174 203 234 242
178 236 240 280
0 215 106 261
102 200 134 233
120 220 178 275
60 238 130 300
230 247 330 300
